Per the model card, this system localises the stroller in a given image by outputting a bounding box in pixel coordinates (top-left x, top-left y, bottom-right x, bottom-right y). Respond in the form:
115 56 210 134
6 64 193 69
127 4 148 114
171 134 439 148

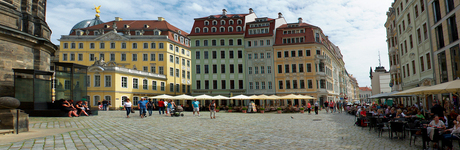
170 106 184 117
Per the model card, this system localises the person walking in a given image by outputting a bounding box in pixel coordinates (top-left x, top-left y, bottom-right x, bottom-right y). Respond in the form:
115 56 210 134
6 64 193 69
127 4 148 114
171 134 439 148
192 99 200 117
329 101 334 113
164 100 169 115
314 101 319 115
124 98 132 118
158 99 165 115
209 100 216 119
307 102 312 114
102 99 108 111
324 101 329 113
138 98 148 118
338 101 342 113
147 99 156 116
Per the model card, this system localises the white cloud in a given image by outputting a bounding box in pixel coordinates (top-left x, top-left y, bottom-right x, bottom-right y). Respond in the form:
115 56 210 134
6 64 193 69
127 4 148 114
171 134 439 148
46 0 394 88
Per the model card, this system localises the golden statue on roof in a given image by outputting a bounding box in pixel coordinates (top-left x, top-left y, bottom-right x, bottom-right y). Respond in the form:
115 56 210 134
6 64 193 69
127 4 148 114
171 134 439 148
93 5 101 17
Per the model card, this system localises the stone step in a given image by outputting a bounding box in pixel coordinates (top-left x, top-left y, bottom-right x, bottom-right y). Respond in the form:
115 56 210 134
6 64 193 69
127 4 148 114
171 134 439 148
0 129 14 135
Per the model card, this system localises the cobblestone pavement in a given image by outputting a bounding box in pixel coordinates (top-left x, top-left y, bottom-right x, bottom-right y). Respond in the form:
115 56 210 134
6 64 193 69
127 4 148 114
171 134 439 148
0 110 451 149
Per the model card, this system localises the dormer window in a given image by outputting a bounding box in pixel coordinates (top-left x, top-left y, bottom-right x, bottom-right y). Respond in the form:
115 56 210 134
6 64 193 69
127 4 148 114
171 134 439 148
220 27 225 32
144 24 149 28
211 27 217 32
212 20 217 25
104 24 110 28
203 27 209 33
237 19 242 25
154 30 160 35
94 31 99 35
124 25 129 28
221 20 225 25
195 27 200 33
229 20 234 25
135 31 142 35
204 20 209 26
178 30 181 34
228 26 233 32
236 26 242 32
76 30 83 36
174 34 178 41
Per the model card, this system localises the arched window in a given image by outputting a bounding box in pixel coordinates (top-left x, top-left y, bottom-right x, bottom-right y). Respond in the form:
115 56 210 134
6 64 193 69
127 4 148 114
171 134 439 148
220 27 225 32
211 27 217 32
236 26 242 32
195 27 200 33
228 26 233 32
195 40 200 46
203 27 208 33
204 20 209 26
154 31 159 35
93 95 101 106
212 20 217 25
221 20 225 25
229 20 234 25
237 19 242 24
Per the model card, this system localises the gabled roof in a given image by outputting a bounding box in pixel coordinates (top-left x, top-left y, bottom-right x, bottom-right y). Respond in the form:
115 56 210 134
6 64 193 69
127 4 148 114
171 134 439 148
277 22 318 29
359 87 372 91
195 14 249 20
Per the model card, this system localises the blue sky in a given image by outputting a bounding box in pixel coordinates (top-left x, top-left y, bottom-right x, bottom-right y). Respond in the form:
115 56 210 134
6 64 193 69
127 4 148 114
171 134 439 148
46 0 394 88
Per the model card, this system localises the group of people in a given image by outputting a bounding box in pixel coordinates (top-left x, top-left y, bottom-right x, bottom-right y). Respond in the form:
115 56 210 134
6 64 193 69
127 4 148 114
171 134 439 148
60 99 91 117
323 100 344 113
97 99 111 111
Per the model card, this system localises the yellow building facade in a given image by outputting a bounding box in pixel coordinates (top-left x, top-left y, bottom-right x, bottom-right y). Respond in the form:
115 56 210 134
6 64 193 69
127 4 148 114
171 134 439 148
58 17 192 109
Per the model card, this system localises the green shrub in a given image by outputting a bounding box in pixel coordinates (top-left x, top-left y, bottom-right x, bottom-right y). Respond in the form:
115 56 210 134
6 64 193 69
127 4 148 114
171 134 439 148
228 107 233 110
242 107 247 110
300 107 304 110
259 107 265 110
277 107 282 110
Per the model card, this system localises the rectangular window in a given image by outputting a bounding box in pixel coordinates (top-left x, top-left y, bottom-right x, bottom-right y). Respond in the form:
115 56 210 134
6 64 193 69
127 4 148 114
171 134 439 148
261 66 265 74
299 64 304 72
307 80 313 89
169 55 174 62
238 50 242 58
284 51 289 57
204 51 209 59
151 66 156 73
306 50 311 56
212 40 216 46
277 52 282 58
412 60 416 74
204 65 209 74
255 82 259 89
292 80 297 89
159 43 164 49
406 64 410 77
187 71 190 79
229 39 234 46
143 54 148 61
143 79 148 90
230 64 235 73
78 43 83 49
212 80 218 89
110 42 115 49
121 77 127 88
182 85 186 93
415 5 419 18
230 80 235 89
229 51 234 58
248 67 252 74
433 0 442 22
420 56 425 72
89 54 95 61
196 80 201 89
407 13 411 25
212 51 217 59
238 80 243 89
221 51 225 59
409 35 413 48
436 25 445 49
300 80 305 89
260 53 264 59
221 80 226 89
291 51 296 57
78 54 83 61
221 64 225 73
203 40 208 46
104 75 111 87
62 53 68 61
278 80 283 89
170 67 174 76
151 43 156 49
160 82 165 91
176 69 180 77
417 28 422 44
94 75 101 87
238 64 243 73
307 63 312 72
152 81 157 90
286 80 291 89
196 65 201 74
176 84 180 92
158 54 164 61
261 82 265 89
285 64 290 73
421 0 425 12
426 53 431 69
151 53 156 61
447 15 459 43
291 64 296 73
170 83 174 92
254 67 258 74
133 78 138 89
277 65 282 73
196 51 200 59
204 80 209 89
267 66 271 73
132 54 137 61
212 65 217 73
254 53 258 59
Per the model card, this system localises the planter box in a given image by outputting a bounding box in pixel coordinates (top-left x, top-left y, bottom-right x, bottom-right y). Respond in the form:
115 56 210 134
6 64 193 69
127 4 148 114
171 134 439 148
228 110 233 113
300 110 304 113
242 110 247 113
260 110 264 113
277 110 282 114
216 109 220 112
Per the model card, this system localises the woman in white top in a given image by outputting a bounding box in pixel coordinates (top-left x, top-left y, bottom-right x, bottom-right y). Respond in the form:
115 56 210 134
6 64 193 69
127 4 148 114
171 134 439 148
429 115 446 129
442 115 460 149
124 98 132 118
164 100 169 115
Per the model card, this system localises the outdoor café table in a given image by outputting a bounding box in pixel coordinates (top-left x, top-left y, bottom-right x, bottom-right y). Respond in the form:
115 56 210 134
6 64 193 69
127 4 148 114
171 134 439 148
420 126 443 149
389 120 407 139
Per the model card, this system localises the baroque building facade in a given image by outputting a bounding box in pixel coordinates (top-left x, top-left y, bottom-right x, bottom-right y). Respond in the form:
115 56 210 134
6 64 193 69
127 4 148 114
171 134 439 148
0 0 57 97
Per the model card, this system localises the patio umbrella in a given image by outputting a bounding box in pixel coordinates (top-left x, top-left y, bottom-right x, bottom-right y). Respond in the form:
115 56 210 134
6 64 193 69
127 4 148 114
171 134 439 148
212 95 229 100
230 94 250 99
194 94 214 100
268 95 280 99
391 86 429 95
296 94 316 99
419 79 460 95
170 94 195 100
280 94 300 99
249 95 260 100
149 94 172 99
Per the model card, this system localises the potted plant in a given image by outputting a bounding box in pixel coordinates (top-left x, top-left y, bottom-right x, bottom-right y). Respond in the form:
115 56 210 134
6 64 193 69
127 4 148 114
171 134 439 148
228 107 233 113
259 107 265 113
216 106 220 112
277 107 282 114
242 107 248 113
300 107 305 113
119 106 124 110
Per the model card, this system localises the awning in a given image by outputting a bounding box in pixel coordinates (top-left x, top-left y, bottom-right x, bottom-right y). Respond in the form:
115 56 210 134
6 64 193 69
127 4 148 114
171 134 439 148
368 91 412 99
391 86 430 95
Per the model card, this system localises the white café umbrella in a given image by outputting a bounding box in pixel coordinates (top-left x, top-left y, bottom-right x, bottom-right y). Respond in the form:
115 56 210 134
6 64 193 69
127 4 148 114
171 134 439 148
212 95 229 100
230 94 250 99
170 94 195 100
149 94 172 99
297 94 316 99
249 95 259 100
419 79 460 95
194 94 214 100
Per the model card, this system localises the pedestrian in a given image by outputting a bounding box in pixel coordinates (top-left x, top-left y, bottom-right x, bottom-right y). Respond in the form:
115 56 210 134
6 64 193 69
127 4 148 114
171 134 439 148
307 102 311 114
209 100 216 119
138 98 148 118
158 99 165 115
97 101 102 110
338 101 342 113
124 98 132 118
314 101 319 115
147 99 156 116
164 100 169 115
166 100 173 116
83 101 92 115
324 101 329 113
329 101 334 113
192 99 200 117
102 99 108 111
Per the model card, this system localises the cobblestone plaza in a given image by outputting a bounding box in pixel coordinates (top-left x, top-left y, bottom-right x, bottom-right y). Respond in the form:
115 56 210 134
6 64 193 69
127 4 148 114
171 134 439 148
0 111 446 150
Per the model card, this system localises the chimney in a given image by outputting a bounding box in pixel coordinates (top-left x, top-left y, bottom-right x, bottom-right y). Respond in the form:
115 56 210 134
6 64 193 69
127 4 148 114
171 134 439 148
298 17 303 23
278 12 283 18
158 17 165 21
249 8 254 14
222 9 227 16
115 17 123 21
